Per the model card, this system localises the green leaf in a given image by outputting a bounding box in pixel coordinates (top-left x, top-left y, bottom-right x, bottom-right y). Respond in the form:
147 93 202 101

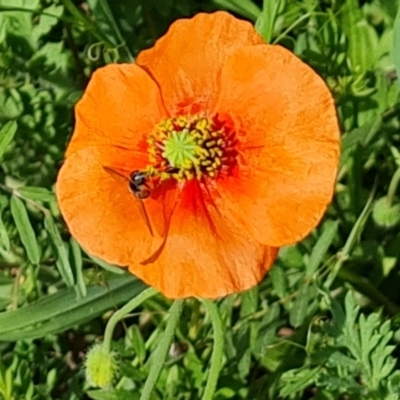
280 368 320 397
270 264 288 298
129 325 146 364
289 284 311 328
0 276 146 341
212 0 260 21
394 3 400 88
373 197 400 228
86 252 125 275
44 214 74 287
240 287 258 317
70 238 87 298
17 187 54 202
0 121 17 162
255 0 280 42
32 4 64 42
0 279 12 311
0 210 10 252
86 0 122 43
306 220 339 276
379 0 400 19
87 389 140 400
340 118 382 168
278 245 304 269
342 0 379 73
141 300 184 400
10 196 40 265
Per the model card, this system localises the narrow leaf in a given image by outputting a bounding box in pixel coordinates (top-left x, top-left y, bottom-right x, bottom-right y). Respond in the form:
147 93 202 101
342 0 379 72
270 264 288 298
0 121 17 161
0 212 10 251
10 196 40 265
18 186 54 202
306 220 338 276
255 0 280 42
86 252 125 275
289 285 310 328
0 276 146 341
44 214 75 287
394 3 400 87
70 238 87 298
212 0 260 21
140 301 184 400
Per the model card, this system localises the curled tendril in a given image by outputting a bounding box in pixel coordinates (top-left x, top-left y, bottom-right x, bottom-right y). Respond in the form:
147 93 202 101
104 47 120 64
87 42 103 62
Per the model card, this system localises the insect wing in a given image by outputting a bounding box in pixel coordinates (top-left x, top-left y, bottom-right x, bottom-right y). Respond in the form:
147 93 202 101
137 199 154 237
102 166 130 182
103 166 154 236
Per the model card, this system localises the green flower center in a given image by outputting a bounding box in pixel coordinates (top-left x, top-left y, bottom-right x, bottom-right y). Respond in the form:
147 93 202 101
145 114 236 181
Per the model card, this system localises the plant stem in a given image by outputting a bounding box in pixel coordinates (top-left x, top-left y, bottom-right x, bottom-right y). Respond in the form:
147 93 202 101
103 287 157 353
140 300 184 400
324 188 375 289
386 167 400 206
200 300 225 400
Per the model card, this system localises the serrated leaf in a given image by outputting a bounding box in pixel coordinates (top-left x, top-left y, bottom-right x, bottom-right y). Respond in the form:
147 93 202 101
10 196 40 265
32 4 64 42
0 121 17 162
280 368 319 397
328 351 359 371
44 214 74 287
360 314 380 357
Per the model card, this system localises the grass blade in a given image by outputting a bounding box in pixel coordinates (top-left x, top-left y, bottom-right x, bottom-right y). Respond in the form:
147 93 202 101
10 196 40 265
44 214 75 287
0 276 146 341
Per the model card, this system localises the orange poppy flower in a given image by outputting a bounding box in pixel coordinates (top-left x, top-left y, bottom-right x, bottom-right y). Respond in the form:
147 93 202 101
56 12 340 299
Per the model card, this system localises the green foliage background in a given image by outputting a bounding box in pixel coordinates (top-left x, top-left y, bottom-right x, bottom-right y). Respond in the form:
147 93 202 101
0 0 400 399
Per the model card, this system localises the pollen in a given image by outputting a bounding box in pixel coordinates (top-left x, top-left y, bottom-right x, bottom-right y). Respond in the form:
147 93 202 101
146 114 237 181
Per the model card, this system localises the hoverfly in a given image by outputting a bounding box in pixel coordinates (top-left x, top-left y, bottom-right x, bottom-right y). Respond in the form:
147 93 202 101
103 166 153 236
127 170 151 199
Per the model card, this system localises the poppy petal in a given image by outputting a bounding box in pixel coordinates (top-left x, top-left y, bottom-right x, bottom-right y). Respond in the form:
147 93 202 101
129 180 278 299
136 11 264 116
214 45 340 247
66 64 168 157
56 146 164 265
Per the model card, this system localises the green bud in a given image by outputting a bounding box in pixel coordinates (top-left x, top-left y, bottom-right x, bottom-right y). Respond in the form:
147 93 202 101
85 343 116 388
372 197 400 228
